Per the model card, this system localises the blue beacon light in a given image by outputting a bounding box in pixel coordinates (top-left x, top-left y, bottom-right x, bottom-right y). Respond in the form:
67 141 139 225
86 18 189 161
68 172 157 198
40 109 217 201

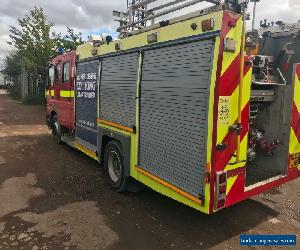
58 47 65 55
106 35 113 44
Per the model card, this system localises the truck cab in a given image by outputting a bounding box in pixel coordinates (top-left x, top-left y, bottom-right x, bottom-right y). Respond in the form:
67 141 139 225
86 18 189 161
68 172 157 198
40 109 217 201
46 50 76 139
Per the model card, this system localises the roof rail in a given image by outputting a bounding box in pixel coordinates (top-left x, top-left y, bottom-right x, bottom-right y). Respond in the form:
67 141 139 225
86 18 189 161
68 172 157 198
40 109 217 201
113 0 222 36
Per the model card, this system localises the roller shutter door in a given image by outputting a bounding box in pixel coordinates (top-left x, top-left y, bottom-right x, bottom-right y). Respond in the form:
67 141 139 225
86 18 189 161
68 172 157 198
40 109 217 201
75 60 99 150
139 39 215 198
100 53 138 129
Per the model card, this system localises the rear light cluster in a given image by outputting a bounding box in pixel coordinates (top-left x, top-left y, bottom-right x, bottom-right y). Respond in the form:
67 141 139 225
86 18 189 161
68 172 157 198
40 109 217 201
215 171 227 210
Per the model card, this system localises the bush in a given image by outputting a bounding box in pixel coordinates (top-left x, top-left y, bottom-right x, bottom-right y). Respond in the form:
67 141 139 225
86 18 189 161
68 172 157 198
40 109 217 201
23 95 45 105
7 83 21 100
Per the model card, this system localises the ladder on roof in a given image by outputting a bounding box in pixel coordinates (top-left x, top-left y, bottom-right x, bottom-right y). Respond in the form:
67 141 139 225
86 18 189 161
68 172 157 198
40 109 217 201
113 0 222 36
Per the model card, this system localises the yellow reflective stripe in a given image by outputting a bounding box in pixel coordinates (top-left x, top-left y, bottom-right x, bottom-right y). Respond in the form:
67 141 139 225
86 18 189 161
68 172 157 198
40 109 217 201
74 142 98 161
97 118 134 133
60 90 74 98
45 90 54 96
136 166 203 205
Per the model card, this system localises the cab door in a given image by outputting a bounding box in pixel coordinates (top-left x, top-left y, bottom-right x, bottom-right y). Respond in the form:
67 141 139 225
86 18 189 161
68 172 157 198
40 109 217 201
55 53 75 130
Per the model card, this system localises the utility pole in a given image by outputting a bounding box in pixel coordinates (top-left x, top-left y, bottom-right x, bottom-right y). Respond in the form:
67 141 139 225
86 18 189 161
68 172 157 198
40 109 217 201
251 0 261 31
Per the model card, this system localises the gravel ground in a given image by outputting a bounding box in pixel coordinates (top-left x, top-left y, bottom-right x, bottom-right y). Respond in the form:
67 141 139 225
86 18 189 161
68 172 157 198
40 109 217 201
0 90 299 250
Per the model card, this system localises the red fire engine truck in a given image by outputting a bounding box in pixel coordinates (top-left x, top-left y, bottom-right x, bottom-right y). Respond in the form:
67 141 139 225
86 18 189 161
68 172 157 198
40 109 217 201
45 0 300 214
46 50 76 142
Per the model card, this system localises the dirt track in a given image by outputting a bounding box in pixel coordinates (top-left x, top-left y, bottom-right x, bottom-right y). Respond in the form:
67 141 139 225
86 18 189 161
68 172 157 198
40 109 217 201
0 90 299 250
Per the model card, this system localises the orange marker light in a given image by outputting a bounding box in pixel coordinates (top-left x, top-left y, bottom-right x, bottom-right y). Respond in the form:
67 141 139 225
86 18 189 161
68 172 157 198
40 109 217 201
201 18 215 32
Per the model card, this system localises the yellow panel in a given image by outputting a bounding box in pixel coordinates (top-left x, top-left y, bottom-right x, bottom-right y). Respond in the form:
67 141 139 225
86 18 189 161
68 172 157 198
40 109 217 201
137 171 211 213
239 132 248 163
217 96 231 126
50 90 55 96
289 129 300 155
217 87 239 144
136 166 202 205
289 65 300 170
294 72 300 111
226 175 238 195
77 11 224 60
206 37 221 166
241 69 252 110
77 43 93 59
230 87 239 124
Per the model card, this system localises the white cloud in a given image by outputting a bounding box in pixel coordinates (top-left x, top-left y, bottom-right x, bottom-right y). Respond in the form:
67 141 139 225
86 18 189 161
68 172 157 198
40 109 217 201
0 0 126 61
248 0 300 29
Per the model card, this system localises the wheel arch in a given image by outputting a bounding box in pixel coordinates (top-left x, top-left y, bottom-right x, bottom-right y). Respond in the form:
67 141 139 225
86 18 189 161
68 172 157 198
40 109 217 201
98 127 131 177
49 106 59 124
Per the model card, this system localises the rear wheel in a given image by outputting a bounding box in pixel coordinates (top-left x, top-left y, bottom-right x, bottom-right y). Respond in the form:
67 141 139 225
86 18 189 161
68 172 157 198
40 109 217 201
51 115 62 144
104 141 128 192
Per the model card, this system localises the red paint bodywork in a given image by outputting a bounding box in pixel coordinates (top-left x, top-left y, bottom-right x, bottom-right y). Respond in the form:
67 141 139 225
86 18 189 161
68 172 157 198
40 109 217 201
46 51 76 131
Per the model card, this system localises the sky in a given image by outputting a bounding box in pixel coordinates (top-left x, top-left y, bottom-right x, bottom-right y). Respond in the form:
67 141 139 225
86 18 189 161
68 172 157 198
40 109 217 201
0 0 300 63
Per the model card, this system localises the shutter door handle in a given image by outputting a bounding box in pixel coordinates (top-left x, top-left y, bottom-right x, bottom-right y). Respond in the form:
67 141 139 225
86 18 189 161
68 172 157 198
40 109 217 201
229 123 242 135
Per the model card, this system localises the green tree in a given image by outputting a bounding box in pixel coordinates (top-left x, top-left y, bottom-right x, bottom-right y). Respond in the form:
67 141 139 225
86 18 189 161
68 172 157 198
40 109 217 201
2 51 22 77
2 51 23 98
54 27 84 51
6 6 84 100
8 6 55 78
8 6 84 78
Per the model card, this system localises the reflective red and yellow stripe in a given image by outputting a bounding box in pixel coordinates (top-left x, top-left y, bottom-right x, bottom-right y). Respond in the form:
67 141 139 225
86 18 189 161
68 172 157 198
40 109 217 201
289 64 300 171
224 64 251 206
210 12 252 211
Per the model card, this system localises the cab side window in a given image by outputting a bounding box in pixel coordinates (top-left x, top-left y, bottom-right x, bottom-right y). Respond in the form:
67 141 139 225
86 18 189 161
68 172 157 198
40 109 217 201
63 62 70 83
55 64 61 84
48 66 54 87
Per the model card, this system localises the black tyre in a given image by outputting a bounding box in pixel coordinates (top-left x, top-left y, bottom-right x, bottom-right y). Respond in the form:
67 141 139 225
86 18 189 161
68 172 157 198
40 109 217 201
104 141 128 192
51 115 62 144
127 178 145 193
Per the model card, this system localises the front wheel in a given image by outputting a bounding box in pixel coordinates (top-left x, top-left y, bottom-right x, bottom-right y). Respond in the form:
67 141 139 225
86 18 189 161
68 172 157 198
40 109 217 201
104 141 128 192
51 115 62 144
